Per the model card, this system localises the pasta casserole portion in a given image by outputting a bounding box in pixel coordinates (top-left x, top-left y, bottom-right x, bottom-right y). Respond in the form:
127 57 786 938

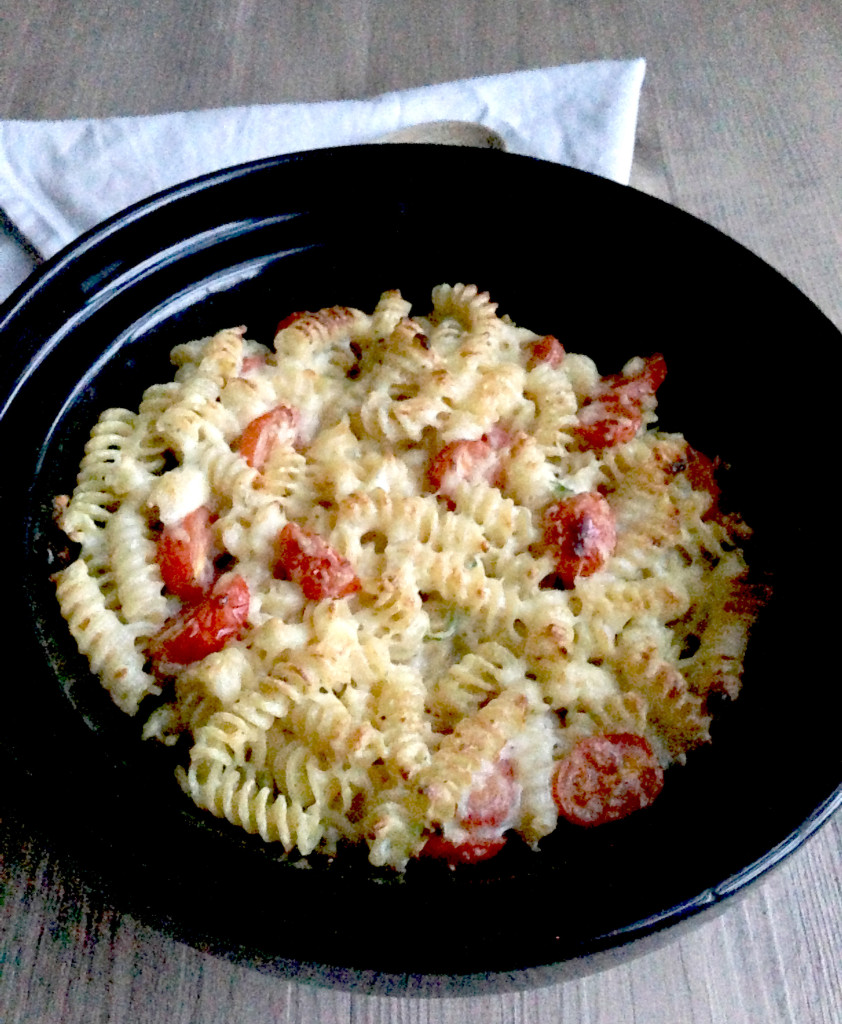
54 284 763 869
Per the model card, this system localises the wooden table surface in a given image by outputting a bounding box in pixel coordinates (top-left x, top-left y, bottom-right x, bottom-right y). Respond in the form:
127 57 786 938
0 2 839 1021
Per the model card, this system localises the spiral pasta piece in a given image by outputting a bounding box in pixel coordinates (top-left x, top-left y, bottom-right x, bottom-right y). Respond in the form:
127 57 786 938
194 439 261 508
55 558 159 714
273 305 372 377
60 408 137 543
105 504 169 632
450 481 536 551
431 282 502 355
364 317 443 395
526 365 579 454
372 664 433 780
287 689 386 764
611 634 711 760
427 642 523 728
355 573 428 661
419 689 530 825
126 383 181 479
365 790 427 869
356 388 448 444
180 748 325 854
370 288 413 338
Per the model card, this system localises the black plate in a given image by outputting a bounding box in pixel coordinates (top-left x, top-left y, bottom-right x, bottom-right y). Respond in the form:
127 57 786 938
1 145 840 994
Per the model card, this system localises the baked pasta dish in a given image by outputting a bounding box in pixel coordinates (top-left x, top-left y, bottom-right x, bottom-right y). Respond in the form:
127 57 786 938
54 284 762 869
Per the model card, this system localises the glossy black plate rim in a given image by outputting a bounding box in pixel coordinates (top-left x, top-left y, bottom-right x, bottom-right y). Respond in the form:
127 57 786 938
1 145 840 991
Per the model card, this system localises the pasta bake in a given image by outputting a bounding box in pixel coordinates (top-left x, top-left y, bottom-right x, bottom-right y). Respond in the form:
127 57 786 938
54 284 762 869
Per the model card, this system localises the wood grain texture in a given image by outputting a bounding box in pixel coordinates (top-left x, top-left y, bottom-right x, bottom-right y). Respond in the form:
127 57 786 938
1 0 840 1021
2 815 841 1022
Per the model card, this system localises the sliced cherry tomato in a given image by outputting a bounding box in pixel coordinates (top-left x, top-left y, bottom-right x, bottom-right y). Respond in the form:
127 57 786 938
274 522 361 600
660 442 722 520
427 438 504 497
421 757 518 865
461 758 519 830
576 354 667 451
150 573 250 666
234 405 299 470
544 491 617 587
156 505 216 602
552 733 664 827
528 334 565 368
604 352 667 398
240 354 267 375
685 445 722 518
576 395 642 449
421 833 508 866
640 351 668 391
481 425 514 450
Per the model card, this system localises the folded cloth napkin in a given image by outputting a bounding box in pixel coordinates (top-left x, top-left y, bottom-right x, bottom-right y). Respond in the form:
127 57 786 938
0 59 645 303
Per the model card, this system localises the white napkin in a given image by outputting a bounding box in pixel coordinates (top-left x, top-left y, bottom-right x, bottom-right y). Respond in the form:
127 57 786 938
0 60 645 303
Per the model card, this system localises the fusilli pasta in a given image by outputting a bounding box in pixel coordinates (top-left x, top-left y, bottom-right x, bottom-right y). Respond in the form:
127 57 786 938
54 285 764 869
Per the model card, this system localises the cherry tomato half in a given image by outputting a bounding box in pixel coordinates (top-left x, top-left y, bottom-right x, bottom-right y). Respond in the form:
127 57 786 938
552 733 664 827
421 757 518 866
150 573 250 667
685 445 722 519
576 354 667 451
575 396 642 450
234 405 299 470
544 491 617 587
421 833 508 866
461 758 519 830
239 354 268 375
156 505 216 603
274 522 361 600
528 334 565 369
427 438 504 497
